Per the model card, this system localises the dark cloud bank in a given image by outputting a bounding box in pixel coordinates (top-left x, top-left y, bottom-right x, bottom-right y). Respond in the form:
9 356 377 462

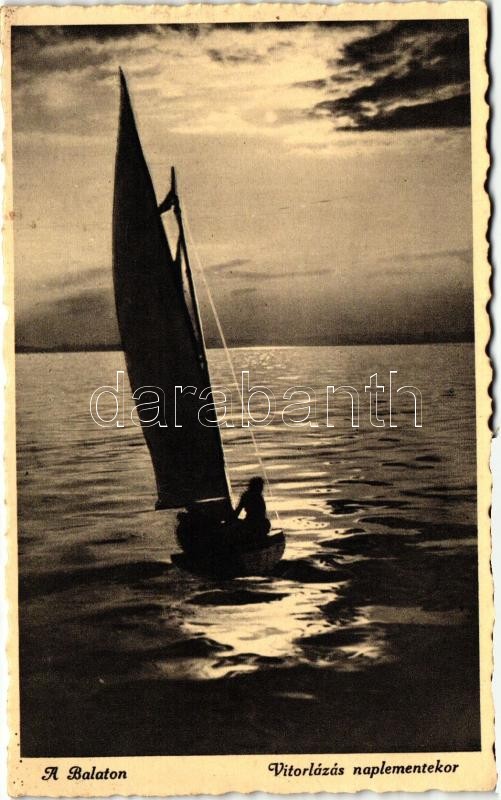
16 279 474 351
301 20 470 131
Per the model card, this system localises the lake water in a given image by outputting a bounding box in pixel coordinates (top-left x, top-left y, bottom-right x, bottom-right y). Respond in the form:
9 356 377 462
16 344 480 756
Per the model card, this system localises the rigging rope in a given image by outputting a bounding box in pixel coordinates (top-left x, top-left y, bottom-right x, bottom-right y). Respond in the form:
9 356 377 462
181 206 280 523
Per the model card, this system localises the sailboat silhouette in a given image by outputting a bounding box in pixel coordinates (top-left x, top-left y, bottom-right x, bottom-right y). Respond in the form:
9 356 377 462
112 70 285 577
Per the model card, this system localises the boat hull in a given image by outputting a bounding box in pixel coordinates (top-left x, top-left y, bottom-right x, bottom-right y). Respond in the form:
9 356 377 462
172 531 285 578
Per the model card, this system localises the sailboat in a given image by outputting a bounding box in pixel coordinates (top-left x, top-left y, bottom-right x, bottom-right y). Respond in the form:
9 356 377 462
112 69 285 577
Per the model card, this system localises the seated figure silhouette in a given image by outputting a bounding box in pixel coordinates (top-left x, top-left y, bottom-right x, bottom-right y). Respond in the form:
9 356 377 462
234 477 271 543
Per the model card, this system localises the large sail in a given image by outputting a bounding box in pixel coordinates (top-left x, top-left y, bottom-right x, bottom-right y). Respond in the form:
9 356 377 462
112 70 231 509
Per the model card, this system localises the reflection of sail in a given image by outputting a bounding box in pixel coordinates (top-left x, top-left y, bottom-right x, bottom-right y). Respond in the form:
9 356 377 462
112 70 230 509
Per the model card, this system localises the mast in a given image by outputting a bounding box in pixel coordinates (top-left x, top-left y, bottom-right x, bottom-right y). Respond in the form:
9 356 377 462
170 167 210 376
166 166 234 504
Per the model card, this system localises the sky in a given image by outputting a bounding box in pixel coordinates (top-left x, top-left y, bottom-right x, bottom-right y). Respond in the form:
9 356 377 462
11 20 473 349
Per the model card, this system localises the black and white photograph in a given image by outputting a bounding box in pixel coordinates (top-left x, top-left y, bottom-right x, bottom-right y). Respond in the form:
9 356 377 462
4 2 494 794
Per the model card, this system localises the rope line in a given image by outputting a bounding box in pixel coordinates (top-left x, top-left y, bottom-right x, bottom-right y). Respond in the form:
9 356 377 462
181 205 280 523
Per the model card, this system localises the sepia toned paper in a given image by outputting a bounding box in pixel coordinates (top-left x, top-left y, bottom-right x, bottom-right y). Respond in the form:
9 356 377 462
1 1 494 795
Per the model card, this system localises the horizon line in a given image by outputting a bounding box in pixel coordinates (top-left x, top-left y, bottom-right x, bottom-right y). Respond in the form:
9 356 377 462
15 339 475 354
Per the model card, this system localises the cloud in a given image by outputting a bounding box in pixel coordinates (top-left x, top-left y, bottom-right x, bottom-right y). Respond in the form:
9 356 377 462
16 288 119 349
292 78 328 90
43 265 112 292
318 93 470 131
336 19 467 72
222 267 333 281
207 47 264 65
414 248 472 265
231 286 258 297
311 20 470 131
208 258 251 274
369 247 472 280
14 43 111 77
11 26 163 79
206 258 333 282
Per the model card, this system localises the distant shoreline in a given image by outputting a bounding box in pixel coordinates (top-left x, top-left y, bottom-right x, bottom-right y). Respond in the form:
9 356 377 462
16 339 474 354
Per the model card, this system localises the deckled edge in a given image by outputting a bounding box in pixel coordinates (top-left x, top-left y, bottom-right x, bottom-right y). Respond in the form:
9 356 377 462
1 5 21 799
0 0 494 27
1 1 497 795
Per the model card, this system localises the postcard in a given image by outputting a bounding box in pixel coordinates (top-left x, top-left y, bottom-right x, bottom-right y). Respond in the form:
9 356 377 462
1 1 494 795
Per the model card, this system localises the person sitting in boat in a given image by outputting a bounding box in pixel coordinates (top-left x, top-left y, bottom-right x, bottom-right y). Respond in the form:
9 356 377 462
234 477 271 542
